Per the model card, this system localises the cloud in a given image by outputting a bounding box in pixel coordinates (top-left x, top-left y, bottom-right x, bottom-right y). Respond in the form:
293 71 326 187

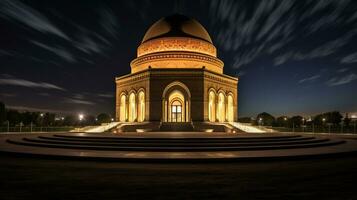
0 49 14 56
64 98 95 105
0 0 70 41
337 68 349 73
31 41 76 63
97 93 114 98
274 30 356 66
209 0 357 69
0 75 66 91
74 35 102 55
341 52 357 64
7 105 72 114
298 75 321 84
99 7 119 39
326 73 357 86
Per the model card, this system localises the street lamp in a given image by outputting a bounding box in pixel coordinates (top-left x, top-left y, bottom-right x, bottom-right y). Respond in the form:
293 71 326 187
5 120 9 133
78 114 84 127
40 113 44 132
78 114 84 121
111 118 114 122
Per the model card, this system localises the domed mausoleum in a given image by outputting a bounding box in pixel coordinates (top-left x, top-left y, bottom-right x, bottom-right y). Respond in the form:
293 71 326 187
115 14 238 128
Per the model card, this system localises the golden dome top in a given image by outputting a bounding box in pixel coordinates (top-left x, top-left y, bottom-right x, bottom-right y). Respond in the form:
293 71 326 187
141 14 213 44
131 15 223 74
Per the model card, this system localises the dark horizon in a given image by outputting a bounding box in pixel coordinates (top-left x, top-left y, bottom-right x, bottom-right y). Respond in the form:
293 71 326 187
1 0 356 118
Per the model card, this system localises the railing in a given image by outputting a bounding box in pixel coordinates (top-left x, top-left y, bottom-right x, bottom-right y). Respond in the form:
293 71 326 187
0 126 76 133
229 122 269 133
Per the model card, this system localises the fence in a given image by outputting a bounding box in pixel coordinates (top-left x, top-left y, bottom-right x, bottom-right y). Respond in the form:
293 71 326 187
271 125 357 134
0 126 77 133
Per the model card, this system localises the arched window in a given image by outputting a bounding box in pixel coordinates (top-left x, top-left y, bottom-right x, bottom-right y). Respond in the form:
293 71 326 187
129 93 136 122
227 94 234 122
208 90 216 122
217 92 226 122
138 90 145 122
171 100 182 122
120 94 127 122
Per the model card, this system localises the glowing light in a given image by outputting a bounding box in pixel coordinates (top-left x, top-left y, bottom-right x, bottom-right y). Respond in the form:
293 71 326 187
79 114 84 121
120 94 127 122
129 93 136 122
208 90 216 122
138 91 145 122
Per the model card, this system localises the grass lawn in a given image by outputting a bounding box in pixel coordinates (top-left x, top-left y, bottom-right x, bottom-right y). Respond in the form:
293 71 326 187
1 154 357 199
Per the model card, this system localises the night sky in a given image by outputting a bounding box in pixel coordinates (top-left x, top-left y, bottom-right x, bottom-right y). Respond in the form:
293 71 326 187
0 0 356 118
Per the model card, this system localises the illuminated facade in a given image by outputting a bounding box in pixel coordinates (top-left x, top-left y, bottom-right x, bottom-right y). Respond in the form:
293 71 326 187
115 14 238 123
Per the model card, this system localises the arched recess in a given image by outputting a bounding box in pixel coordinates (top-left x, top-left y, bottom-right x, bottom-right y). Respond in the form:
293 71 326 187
137 89 145 122
227 93 234 122
128 92 137 122
162 81 191 122
208 88 216 122
119 92 127 122
217 91 226 122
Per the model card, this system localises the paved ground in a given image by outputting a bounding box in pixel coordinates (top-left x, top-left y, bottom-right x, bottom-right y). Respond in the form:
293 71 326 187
1 154 357 200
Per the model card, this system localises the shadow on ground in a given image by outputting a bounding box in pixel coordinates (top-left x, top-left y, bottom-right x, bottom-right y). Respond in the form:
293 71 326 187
1 154 357 199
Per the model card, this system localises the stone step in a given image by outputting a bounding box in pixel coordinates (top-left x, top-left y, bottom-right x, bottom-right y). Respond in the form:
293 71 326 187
7 138 344 152
39 135 315 143
23 137 330 147
160 123 194 131
52 134 303 140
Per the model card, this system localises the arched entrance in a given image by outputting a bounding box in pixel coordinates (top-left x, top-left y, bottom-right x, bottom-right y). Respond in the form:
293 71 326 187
217 92 226 122
162 81 191 122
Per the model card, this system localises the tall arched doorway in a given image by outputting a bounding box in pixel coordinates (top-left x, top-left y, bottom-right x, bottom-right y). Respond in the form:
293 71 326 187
162 81 191 122
208 90 216 122
119 94 127 122
217 92 226 122
128 92 136 122
227 94 234 122
137 90 145 122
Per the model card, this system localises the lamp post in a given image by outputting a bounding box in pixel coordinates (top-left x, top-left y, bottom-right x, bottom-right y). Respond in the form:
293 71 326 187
6 120 9 133
302 118 305 133
259 117 262 127
322 118 326 133
40 113 44 132
78 114 84 127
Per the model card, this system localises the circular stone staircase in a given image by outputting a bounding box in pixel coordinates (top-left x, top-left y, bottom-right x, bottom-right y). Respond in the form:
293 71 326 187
1 132 357 161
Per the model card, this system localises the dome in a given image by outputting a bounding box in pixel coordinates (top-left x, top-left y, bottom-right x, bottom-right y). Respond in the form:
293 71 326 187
142 14 213 44
131 14 223 74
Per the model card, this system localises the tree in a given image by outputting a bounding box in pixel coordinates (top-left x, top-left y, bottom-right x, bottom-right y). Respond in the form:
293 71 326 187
238 117 252 123
289 116 303 127
97 113 111 124
276 116 289 127
343 113 351 127
256 112 275 126
6 110 21 126
64 115 76 126
85 115 96 125
314 111 342 126
0 102 5 125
